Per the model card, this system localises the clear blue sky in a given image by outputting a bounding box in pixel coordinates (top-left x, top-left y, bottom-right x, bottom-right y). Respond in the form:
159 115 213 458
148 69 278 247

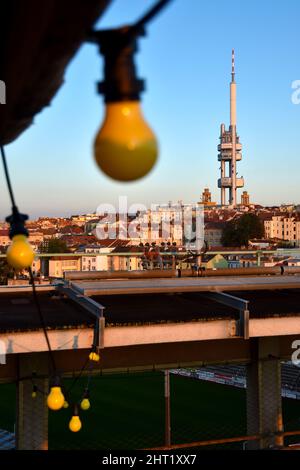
1 0 300 218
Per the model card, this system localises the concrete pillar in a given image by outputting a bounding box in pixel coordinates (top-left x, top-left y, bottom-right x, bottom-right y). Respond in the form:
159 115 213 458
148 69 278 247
16 352 49 450
221 161 226 206
246 338 283 449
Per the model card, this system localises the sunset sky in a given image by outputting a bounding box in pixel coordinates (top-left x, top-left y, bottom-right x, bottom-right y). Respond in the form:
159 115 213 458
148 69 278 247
1 0 300 218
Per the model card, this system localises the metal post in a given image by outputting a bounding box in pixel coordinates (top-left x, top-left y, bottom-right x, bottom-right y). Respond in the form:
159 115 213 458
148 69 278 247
257 251 261 267
164 370 171 447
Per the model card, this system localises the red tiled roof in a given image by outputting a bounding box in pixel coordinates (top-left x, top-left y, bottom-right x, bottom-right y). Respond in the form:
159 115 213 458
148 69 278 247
205 222 226 230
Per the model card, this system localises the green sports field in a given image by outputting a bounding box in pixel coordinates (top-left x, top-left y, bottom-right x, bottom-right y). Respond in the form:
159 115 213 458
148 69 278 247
1 372 300 449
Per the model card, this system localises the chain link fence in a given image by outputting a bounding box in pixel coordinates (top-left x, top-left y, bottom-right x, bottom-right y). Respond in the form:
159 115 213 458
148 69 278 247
1 363 300 450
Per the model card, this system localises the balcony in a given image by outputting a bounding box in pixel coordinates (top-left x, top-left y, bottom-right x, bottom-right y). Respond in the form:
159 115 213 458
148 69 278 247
218 142 232 151
236 177 244 187
218 152 242 161
218 177 244 188
218 177 232 187
218 142 242 152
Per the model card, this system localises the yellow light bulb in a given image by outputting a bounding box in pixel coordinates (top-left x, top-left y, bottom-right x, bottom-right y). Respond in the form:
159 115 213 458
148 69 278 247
47 386 65 411
63 401 69 409
6 234 34 269
94 101 158 182
89 351 100 362
31 384 37 399
80 398 91 411
69 415 82 433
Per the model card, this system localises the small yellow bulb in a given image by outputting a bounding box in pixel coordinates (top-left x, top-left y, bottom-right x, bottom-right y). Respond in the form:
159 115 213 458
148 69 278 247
69 415 82 433
94 101 158 182
63 401 69 409
89 351 100 362
47 386 65 411
31 391 37 399
6 234 35 269
80 398 91 411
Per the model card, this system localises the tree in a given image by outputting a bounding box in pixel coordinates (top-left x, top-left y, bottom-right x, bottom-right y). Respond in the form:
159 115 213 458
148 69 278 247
0 258 14 285
221 214 264 247
40 238 69 253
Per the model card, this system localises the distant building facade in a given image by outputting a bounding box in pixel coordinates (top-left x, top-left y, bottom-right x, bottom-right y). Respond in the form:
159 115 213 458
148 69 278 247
48 257 81 277
264 216 300 246
240 191 250 206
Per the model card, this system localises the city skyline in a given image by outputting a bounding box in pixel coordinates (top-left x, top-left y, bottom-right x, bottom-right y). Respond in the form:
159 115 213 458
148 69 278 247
1 0 300 218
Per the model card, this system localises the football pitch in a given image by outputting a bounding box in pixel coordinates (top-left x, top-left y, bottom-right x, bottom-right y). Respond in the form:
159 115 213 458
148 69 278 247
0 371 300 449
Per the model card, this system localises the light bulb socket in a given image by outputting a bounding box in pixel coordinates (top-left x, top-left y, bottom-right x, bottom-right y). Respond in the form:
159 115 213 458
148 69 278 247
83 388 90 399
88 26 145 103
73 404 80 417
50 375 62 388
6 206 29 239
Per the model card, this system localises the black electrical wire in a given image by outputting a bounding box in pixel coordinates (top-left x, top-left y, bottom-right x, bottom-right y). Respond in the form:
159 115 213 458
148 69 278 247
0 145 17 208
134 0 172 30
2 143 155 403
67 350 92 394
1 145 57 375
28 267 57 374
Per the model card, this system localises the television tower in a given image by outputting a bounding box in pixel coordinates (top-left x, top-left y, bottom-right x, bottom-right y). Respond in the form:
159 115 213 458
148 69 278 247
218 50 244 207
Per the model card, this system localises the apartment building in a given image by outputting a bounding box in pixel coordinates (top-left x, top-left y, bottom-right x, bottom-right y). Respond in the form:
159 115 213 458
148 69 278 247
264 216 300 246
48 257 81 278
81 246 114 272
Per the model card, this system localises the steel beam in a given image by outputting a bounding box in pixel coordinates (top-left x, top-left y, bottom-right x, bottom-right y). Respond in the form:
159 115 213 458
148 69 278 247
56 282 105 350
57 282 105 318
203 291 249 339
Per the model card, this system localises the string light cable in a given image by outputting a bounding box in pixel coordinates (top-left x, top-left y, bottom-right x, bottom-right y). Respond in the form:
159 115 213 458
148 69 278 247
0 0 174 431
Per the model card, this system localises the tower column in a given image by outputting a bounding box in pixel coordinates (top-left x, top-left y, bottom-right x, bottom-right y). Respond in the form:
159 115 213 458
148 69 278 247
221 160 225 205
230 49 237 207
217 50 243 207
231 125 236 207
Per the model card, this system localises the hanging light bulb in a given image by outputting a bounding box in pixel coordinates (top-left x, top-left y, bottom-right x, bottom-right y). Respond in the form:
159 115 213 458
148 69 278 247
89 25 158 182
89 349 100 363
47 377 65 411
47 386 65 411
63 400 69 409
7 235 35 269
69 405 82 433
80 389 91 411
94 101 157 182
31 385 37 399
6 207 34 269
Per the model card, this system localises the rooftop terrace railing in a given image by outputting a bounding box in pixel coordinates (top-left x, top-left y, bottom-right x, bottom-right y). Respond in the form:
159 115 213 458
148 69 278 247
1 248 300 277
1 248 300 258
